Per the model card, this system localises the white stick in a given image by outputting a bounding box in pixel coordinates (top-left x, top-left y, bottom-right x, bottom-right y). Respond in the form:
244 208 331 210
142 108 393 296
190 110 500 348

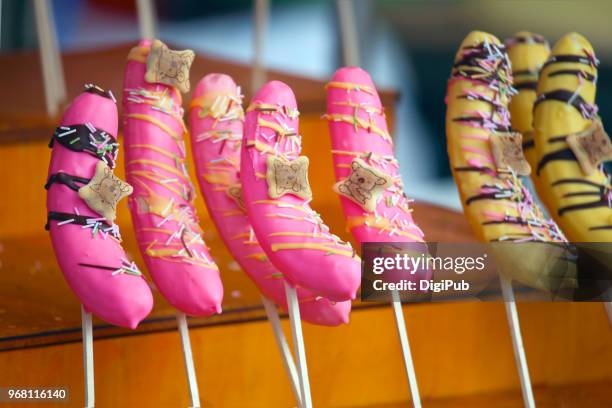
284 282 312 408
336 0 360 66
251 0 269 94
136 0 157 40
337 3 425 405
33 0 66 117
176 313 201 408
603 285 612 326
391 290 421 408
499 276 536 408
80 305 94 408
261 296 303 407
45 0 66 109
0 1 3 46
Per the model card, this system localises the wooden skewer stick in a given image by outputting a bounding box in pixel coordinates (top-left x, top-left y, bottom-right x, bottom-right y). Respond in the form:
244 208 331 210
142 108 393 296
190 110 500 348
251 0 269 94
336 2 424 405
45 0 66 111
284 282 312 408
133 4 202 406
33 0 67 117
391 290 422 408
603 288 612 326
604 301 612 327
499 276 536 408
261 296 303 407
136 0 157 40
336 0 360 68
0 1 3 44
80 305 94 408
176 313 201 408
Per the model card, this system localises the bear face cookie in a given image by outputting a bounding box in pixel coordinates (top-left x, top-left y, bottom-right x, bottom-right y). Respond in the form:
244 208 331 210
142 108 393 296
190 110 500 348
334 158 392 212
266 155 312 200
145 39 195 93
78 161 133 222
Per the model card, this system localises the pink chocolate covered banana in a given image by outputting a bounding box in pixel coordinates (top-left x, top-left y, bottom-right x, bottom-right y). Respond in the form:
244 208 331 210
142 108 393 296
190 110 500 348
189 73 351 325
241 80 361 302
325 67 427 247
123 40 223 316
46 85 153 329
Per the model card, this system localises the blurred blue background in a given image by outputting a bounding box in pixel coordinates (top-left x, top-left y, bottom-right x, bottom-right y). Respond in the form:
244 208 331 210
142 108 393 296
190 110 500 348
2 0 611 210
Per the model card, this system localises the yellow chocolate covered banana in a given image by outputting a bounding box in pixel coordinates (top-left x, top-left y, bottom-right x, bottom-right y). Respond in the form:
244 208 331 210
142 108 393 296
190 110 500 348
446 31 573 291
506 31 550 174
532 32 612 242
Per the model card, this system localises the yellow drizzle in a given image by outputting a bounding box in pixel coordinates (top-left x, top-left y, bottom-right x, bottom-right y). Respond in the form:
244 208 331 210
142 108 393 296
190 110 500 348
245 252 268 261
323 113 391 143
222 210 244 217
254 200 311 214
127 46 149 63
201 172 233 186
128 171 185 198
247 102 300 118
325 81 376 95
269 232 329 239
138 227 174 235
346 215 423 241
258 118 297 138
129 144 184 163
246 140 286 156
331 149 399 166
125 113 181 141
127 159 188 182
270 243 354 258
332 101 383 115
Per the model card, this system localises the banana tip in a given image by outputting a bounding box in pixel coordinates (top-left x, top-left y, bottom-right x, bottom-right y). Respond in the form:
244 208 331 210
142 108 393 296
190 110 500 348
194 73 238 98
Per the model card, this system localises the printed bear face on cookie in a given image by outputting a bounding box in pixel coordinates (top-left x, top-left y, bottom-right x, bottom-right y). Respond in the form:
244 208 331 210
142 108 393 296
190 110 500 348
266 155 312 200
79 161 133 222
277 163 301 190
145 39 195 93
334 158 392 212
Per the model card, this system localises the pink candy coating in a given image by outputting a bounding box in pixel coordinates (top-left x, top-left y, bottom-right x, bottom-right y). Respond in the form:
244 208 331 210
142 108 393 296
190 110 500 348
47 91 153 329
189 73 351 326
123 40 223 316
241 80 361 302
326 67 431 284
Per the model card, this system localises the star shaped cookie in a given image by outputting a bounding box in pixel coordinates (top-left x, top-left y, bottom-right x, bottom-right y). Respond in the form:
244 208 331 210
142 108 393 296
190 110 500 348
78 161 133 222
334 158 391 212
145 39 195 93
266 155 312 200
